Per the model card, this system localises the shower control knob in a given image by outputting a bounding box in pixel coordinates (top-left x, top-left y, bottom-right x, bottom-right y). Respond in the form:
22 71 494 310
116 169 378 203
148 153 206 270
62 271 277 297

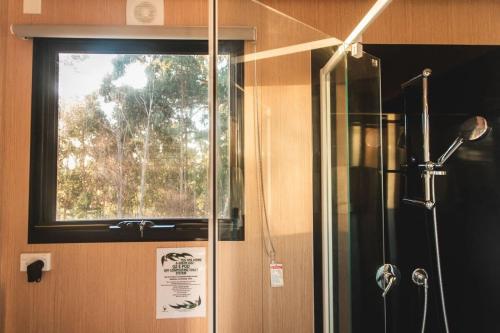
376 264 400 298
412 268 429 287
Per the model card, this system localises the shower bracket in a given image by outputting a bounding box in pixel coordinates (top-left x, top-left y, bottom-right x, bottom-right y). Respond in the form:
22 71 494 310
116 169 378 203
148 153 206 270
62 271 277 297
402 198 435 210
418 161 447 173
403 163 447 210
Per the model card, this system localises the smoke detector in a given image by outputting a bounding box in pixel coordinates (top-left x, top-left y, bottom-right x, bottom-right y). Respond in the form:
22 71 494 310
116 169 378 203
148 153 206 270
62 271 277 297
127 0 164 26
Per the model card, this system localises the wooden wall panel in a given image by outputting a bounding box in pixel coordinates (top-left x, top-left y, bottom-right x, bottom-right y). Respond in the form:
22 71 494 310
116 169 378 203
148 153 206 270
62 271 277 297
259 53 314 333
0 0 7 122
367 0 500 45
0 0 8 329
261 0 500 45
216 2 324 332
166 0 207 26
216 42 264 333
0 1 209 333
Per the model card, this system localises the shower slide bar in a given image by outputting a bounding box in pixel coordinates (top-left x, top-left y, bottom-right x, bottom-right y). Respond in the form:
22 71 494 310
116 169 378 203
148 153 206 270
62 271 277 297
402 64 489 333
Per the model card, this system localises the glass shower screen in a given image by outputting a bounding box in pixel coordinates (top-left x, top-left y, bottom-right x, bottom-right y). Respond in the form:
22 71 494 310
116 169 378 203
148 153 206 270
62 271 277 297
210 1 390 332
214 1 335 332
320 51 386 333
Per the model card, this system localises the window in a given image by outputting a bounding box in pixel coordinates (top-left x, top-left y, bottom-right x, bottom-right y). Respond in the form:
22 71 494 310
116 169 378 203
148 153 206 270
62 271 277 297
29 39 244 243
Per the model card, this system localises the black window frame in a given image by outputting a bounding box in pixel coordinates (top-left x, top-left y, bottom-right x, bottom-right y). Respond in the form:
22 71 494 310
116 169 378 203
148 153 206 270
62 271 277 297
29 38 244 244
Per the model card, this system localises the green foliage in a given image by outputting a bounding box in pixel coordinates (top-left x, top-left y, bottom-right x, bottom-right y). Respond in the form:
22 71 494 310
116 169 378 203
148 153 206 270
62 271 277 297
56 53 230 220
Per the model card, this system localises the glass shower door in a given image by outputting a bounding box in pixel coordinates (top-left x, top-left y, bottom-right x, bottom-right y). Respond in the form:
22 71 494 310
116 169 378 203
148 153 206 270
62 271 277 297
321 50 386 333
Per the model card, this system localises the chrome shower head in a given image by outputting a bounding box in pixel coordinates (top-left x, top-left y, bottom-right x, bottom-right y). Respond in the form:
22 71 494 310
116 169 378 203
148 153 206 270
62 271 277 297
437 116 489 166
457 116 489 142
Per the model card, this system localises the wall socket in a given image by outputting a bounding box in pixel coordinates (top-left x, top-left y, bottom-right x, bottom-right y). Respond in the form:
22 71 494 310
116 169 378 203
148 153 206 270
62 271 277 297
20 253 52 272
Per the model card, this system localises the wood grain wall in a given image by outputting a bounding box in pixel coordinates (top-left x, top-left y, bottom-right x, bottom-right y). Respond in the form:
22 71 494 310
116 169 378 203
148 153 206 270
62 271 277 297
0 0 9 329
217 2 325 332
0 1 209 333
0 1 322 332
261 0 500 45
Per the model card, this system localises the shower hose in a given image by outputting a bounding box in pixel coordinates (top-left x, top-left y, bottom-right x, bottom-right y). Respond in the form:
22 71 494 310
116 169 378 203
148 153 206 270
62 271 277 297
431 174 451 333
420 278 428 333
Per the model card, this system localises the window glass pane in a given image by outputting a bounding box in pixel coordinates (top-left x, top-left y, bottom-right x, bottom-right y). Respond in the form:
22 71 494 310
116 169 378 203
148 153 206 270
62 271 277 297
216 53 245 240
56 53 227 221
216 55 232 218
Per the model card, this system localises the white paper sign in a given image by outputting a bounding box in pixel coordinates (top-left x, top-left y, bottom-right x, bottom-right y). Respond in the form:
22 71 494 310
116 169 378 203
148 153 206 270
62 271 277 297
156 247 206 319
270 263 284 288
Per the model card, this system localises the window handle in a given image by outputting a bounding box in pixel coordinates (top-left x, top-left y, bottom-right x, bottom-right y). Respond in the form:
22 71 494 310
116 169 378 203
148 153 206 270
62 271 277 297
109 220 175 238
